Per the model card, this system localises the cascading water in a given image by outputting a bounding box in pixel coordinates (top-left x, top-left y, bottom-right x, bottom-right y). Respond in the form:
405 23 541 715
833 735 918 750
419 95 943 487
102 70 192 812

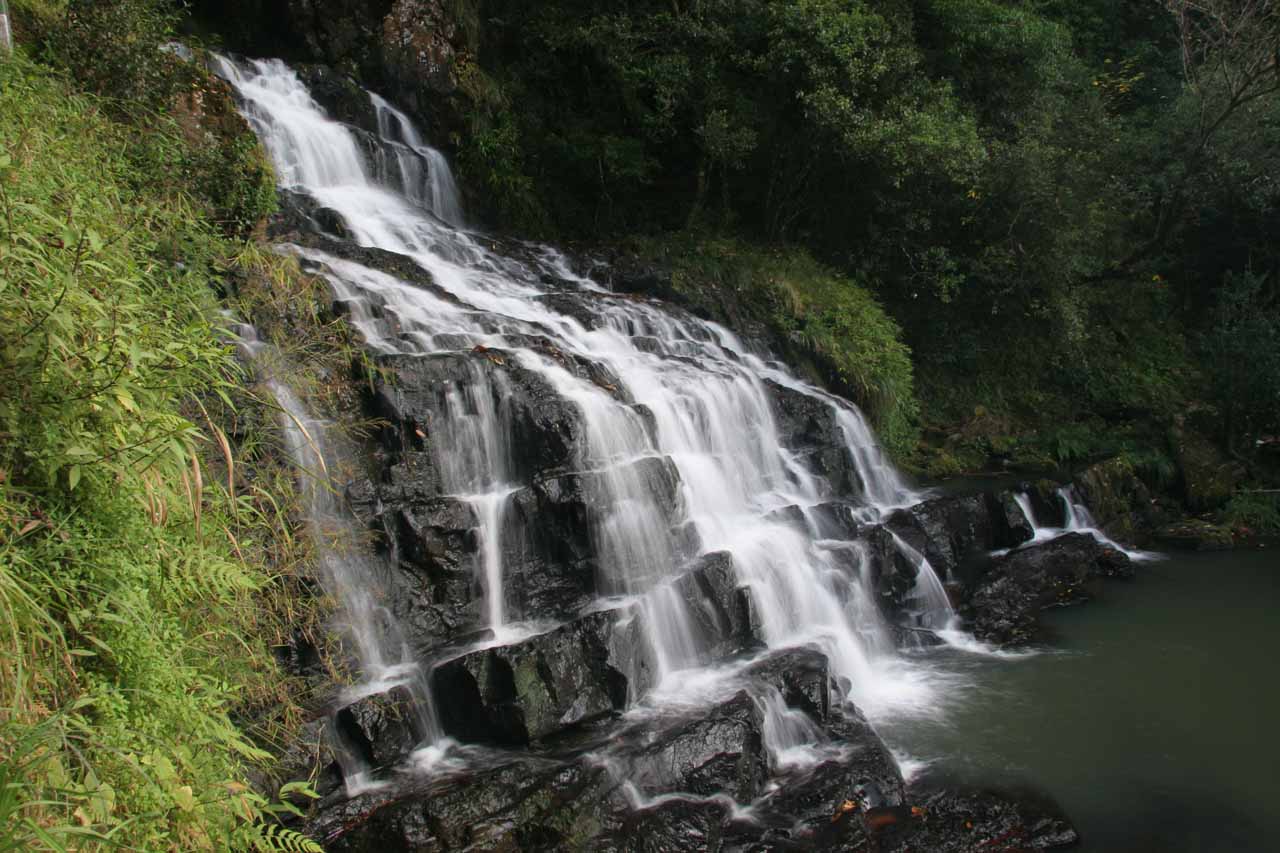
369 92 465 227
227 322 442 790
213 53 959 774
1014 486 1160 562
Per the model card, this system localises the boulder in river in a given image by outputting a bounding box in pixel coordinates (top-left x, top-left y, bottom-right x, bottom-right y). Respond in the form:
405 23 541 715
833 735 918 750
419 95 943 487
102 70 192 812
962 532 1134 645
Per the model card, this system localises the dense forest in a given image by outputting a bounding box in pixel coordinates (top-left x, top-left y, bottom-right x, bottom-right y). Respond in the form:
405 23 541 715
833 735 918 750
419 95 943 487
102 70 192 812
1 0 1278 849
189 0 1280 498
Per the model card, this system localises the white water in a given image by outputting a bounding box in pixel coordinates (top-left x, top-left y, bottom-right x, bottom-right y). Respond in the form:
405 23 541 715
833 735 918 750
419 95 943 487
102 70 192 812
369 92 465 227
214 55 966 770
1014 486 1161 562
227 322 442 787
0 3 12 55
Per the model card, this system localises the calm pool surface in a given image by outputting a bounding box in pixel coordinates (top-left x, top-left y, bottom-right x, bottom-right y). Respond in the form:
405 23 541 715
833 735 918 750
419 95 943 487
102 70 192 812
881 547 1280 852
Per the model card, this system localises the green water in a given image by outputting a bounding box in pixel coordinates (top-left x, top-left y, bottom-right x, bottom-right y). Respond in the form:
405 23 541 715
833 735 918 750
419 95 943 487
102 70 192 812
884 547 1280 851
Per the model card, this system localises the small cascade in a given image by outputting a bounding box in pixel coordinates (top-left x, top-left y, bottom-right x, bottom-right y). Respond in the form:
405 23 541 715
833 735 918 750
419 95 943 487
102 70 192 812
1 1 14 54
227 321 443 788
891 532 957 632
1012 492 1056 545
756 687 828 772
432 362 516 632
369 92 464 227
1011 486 1158 562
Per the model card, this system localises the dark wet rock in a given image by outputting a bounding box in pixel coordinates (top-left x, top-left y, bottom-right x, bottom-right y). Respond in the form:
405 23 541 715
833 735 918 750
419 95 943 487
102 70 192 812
893 625 945 648
304 634 1072 853
894 778 1080 852
742 647 833 722
395 497 477 576
312 691 773 850
432 610 628 745
312 754 585 852
1154 519 1235 551
801 501 862 540
764 503 807 529
886 493 993 580
594 798 739 852
671 551 760 658
620 690 769 802
503 455 685 621
1024 479 1068 528
821 705 905 803
987 490 1035 549
370 350 584 479
861 523 927 618
765 381 862 493
963 532 1134 645
294 63 380 133
536 291 605 329
270 188 351 240
742 648 905 813
332 685 428 770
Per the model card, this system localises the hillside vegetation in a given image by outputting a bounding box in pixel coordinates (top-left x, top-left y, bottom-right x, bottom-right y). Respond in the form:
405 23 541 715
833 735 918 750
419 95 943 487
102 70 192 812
193 0 1280 513
0 2 325 849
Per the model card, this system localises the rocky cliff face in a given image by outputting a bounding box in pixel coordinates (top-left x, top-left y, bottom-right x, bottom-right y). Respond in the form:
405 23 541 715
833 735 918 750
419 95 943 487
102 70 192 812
213 58 1148 851
256 204 1114 851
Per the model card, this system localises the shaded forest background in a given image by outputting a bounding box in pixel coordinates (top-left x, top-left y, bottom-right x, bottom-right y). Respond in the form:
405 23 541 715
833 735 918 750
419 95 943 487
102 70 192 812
190 0 1280 503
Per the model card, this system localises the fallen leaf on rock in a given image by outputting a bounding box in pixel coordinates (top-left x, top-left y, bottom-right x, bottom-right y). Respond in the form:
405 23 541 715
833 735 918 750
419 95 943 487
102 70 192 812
831 799 859 821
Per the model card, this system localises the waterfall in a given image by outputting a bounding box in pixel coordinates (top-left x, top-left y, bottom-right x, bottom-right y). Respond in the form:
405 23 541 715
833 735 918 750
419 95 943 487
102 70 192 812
369 93 465 227
1010 486 1159 562
0 1 12 54
227 321 443 790
891 532 957 632
213 54 947 770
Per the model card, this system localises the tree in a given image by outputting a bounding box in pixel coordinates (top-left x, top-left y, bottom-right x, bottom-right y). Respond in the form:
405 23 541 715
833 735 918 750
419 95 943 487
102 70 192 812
1106 0 1280 274
1201 270 1280 450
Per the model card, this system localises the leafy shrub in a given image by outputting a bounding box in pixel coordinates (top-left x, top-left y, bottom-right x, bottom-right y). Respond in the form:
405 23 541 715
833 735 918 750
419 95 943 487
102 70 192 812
1201 270 1280 450
0 51 317 852
48 0 185 114
1220 492 1280 535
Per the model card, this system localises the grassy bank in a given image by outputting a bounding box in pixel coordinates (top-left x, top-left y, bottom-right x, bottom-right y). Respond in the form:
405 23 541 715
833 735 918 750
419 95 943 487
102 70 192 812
627 236 920 461
0 24 322 852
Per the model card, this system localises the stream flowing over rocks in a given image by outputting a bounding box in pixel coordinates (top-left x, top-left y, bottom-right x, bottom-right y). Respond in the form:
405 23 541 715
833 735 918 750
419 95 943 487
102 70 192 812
212 54 1154 850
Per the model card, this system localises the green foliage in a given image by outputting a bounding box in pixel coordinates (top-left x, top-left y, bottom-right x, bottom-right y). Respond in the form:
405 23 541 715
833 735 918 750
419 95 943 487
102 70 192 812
1200 270 1280 448
0 50 315 852
454 91 546 232
48 0 185 114
1220 492 1280 535
182 78 280 236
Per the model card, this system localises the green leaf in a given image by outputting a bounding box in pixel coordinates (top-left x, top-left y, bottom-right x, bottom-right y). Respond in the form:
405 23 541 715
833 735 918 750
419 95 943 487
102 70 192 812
171 785 195 812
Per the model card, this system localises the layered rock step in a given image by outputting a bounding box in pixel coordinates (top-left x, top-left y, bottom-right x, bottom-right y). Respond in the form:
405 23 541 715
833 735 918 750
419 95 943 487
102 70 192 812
309 647 1075 851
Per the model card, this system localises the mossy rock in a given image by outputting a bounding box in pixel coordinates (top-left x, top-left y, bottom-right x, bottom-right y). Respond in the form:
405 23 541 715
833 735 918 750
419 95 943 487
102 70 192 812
1153 520 1235 551
1073 458 1155 543
1168 421 1244 512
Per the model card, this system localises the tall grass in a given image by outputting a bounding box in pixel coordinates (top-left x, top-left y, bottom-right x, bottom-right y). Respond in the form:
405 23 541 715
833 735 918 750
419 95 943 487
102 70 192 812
0 49 319 851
